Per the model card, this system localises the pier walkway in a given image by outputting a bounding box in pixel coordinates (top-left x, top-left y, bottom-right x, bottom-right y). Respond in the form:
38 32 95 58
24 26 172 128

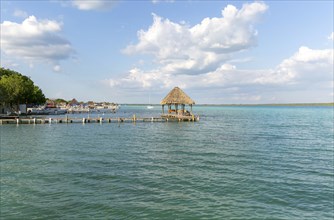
0 115 198 125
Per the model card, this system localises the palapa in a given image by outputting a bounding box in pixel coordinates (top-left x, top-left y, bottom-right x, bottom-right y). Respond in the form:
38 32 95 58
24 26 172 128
160 87 195 105
160 87 197 120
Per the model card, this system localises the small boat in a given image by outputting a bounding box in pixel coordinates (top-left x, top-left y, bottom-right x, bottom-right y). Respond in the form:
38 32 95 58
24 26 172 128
147 94 154 109
27 106 67 115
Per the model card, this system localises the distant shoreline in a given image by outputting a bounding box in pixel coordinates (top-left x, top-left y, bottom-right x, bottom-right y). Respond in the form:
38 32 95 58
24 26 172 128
124 103 334 107
198 103 334 107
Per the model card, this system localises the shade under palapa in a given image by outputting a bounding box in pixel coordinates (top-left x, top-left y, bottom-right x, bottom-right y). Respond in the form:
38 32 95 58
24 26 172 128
160 87 195 105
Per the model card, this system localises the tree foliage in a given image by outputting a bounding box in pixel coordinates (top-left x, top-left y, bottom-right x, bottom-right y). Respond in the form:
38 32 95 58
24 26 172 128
55 98 68 104
0 68 46 106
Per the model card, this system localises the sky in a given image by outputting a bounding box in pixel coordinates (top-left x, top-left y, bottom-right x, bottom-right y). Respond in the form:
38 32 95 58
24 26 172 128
1 0 333 104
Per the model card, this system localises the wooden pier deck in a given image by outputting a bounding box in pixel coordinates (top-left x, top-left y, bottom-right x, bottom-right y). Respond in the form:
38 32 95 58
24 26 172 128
0 115 198 125
161 114 199 122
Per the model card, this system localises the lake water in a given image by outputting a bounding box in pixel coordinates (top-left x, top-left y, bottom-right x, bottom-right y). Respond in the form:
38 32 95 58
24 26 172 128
1 105 333 219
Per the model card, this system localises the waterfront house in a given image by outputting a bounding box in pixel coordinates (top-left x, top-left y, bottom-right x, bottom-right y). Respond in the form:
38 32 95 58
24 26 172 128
69 98 79 106
160 87 198 121
46 99 56 108
87 101 95 109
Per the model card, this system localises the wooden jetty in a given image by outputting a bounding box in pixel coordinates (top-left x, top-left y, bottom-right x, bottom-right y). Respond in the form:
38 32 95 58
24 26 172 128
161 114 199 121
0 115 198 125
1 86 200 125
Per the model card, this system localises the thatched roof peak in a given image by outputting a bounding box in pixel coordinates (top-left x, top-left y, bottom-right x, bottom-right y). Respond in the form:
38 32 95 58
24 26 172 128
160 87 195 105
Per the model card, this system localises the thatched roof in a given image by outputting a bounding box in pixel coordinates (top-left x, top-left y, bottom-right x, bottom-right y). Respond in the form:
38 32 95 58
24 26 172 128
160 87 195 105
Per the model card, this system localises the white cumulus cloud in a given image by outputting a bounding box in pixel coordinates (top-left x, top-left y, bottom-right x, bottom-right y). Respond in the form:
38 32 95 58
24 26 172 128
256 46 334 84
71 0 117 11
105 2 332 103
123 2 268 75
0 15 74 71
106 46 333 103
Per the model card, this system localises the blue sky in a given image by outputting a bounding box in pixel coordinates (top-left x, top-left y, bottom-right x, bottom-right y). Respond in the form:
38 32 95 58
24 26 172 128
1 0 333 104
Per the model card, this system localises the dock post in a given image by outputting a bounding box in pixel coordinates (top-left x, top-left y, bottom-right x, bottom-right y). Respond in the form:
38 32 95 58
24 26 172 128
133 114 136 122
100 117 103 123
151 117 153 122
83 118 85 123
49 118 52 124
16 118 20 125
33 118 36 124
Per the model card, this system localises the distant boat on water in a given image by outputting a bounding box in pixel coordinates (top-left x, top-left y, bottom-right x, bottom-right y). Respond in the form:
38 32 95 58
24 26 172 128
147 94 154 109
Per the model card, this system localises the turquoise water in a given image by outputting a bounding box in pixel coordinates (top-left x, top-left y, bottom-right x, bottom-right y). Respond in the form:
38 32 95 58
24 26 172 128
1 106 333 219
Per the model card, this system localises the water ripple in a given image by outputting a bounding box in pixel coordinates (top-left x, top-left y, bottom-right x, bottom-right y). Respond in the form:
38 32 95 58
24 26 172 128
1 106 333 219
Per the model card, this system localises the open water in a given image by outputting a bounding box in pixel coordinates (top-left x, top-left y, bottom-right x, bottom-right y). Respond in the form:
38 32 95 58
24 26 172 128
0 105 333 219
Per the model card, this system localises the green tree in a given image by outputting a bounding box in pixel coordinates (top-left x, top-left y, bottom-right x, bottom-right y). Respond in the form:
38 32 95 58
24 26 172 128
0 68 46 111
55 98 68 104
30 85 46 104
0 68 20 78
0 83 4 103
